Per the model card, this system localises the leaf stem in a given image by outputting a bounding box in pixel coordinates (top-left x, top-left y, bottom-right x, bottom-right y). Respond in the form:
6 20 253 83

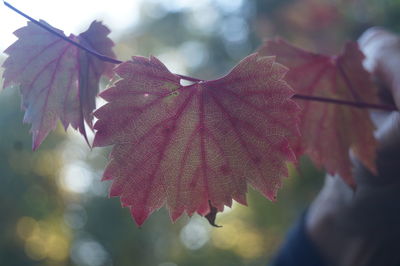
3 0 398 112
177 74 203 82
293 94 397 111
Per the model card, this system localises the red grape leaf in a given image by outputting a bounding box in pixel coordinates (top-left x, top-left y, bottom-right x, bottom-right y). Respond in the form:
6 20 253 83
2 20 115 149
259 39 378 186
93 54 300 226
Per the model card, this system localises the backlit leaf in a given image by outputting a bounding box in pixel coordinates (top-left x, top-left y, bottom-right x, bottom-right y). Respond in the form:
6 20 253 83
93 54 300 226
2 20 115 149
259 39 378 186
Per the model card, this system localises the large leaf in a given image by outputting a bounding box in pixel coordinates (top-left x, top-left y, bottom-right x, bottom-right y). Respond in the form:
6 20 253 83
2 20 115 149
93 54 300 226
259 39 378 186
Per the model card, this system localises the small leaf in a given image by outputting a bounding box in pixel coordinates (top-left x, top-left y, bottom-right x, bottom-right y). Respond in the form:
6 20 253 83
93 54 300 226
2 20 115 149
259 39 378 186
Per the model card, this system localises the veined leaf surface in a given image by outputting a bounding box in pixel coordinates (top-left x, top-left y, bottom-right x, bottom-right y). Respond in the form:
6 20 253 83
2 20 115 149
93 54 300 226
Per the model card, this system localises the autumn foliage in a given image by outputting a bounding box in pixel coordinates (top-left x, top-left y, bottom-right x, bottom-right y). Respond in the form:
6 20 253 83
1 14 385 225
259 39 378 187
2 21 115 149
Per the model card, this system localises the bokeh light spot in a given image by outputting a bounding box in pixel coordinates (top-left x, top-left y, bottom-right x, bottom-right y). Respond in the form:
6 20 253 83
16 217 38 240
24 236 47 260
71 239 110 266
46 234 69 261
60 162 94 194
179 218 210 250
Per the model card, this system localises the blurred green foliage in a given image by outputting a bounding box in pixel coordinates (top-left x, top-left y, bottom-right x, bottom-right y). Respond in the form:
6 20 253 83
1 0 399 265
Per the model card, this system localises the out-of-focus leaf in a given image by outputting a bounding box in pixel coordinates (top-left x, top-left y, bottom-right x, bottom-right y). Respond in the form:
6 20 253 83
259 39 378 186
2 20 115 149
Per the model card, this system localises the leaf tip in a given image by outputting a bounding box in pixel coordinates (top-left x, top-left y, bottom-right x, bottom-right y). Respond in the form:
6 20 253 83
31 131 45 151
91 132 102 148
170 214 183 223
131 207 149 227
266 190 278 202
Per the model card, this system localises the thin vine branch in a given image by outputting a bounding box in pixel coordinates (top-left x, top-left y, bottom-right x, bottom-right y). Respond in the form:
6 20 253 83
176 74 203 83
3 0 398 112
293 94 397 111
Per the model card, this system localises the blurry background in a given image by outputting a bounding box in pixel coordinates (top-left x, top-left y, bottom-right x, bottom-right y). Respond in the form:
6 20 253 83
0 0 399 265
